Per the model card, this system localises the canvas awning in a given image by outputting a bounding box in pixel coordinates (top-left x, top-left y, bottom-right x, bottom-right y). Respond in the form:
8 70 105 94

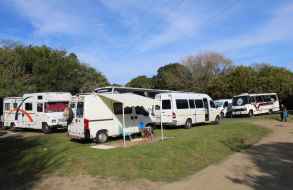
98 93 154 108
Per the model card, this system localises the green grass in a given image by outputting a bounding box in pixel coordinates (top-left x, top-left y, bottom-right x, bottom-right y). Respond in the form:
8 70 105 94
0 119 270 188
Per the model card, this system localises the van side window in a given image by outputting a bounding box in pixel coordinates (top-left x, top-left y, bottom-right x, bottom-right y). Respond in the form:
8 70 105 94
162 100 171 110
37 103 43 112
250 96 256 103
4 103 10 111
264 95 271 102
25 103 33 111
113 103 123 114
270 95 277 102
194 100 204 108
189 99 195 109
223 101 228 108
256 96 263 103
76 102 84 118
124 107 133 114
135 106 149 116
176 99 189 109
210 101 216 108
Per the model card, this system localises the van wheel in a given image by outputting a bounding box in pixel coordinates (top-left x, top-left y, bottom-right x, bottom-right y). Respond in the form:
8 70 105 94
96 131 108 143
9 123 16 131
184 119 192 129
249 110 254 117
42 123 51 134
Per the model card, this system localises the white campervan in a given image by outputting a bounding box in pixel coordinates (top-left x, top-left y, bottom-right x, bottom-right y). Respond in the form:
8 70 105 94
68 93 154 143
3 97 22 128
153 92 221 128
12 92 72 133
232 93 280 117
215 99 232 118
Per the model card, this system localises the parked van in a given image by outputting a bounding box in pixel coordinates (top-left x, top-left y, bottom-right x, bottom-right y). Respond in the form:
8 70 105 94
2 97 22 128
68 93 154 143
12 92 72 133
215 99 232 118
232 93 280 117
153 92 221 128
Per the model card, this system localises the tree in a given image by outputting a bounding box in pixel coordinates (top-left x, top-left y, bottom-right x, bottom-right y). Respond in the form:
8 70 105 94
126 75 154 89
182 52 233 91
0 45 109 97
154 63 192 91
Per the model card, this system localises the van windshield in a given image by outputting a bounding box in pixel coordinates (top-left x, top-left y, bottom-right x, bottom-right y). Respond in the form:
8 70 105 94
232 96 249 106
45 102 68 113
215 101 224 107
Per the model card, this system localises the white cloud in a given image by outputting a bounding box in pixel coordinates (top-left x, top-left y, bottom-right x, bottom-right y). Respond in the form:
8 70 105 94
206 2 293 53
11 0 91 36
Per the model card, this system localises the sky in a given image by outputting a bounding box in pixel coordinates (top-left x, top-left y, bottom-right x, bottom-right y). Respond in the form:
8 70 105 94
0 0 293 84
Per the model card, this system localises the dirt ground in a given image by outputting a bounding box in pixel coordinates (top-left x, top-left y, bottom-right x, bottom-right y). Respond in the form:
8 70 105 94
3 120 293 190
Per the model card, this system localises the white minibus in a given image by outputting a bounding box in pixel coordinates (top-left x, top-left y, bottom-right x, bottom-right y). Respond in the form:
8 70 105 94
232 93 280 117
215 99 232 118
153 92 221 128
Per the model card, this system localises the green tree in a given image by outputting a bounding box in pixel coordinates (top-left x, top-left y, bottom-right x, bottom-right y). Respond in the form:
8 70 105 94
126 75 154 89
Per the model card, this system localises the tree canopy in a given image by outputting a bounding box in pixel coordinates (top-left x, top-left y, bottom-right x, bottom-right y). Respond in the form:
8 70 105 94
0 45 108 97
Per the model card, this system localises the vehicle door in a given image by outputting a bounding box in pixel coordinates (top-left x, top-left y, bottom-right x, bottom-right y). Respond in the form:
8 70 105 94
209 100 218 121
194 99 205 122
203 98 209 121
189 99 196 123
20 101 35 128
160 98 173 123
69 101 85 135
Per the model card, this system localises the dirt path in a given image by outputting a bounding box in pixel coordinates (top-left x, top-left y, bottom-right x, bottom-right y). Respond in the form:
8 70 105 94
160 120 293 190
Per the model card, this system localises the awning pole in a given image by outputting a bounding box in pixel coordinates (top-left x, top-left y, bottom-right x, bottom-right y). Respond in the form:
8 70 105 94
160 95 164 141
122 104 126 145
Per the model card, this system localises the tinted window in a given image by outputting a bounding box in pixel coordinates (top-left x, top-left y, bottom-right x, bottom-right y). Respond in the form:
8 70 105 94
124 107 133 114
76 102 84 118
162 100 171 110
135 106 149 116
270 95 278 102
256 96 263 102
113 102 123 115
189 99 195 109
37 103 43 112
4 103 10 111
203 99 209 109
232 96 249 106
264 95 272 102
37 96 43 100
210 101 216 108
176 99 189 109
223 101 228 108
250 96 256 103
13 103 18 109
25 103 33 111
195 99 204 108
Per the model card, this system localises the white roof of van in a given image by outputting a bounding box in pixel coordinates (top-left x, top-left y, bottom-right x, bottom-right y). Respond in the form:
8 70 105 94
98 93 153 108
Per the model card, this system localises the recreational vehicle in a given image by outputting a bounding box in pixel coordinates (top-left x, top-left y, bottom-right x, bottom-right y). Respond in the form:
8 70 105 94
11 92 72 133
68 93 154 143
232 93 280 117
215 99 232 118
153 92 221 128
2 97 22 128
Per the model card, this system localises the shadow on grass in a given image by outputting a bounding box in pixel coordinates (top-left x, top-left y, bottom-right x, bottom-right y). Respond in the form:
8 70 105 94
0 135 65 190
226 142 293 190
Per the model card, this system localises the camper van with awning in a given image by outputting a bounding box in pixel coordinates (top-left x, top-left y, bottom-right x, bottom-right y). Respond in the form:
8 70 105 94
67 93 154 143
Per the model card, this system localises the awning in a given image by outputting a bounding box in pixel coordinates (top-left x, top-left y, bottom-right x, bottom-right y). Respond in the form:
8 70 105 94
98 93 154 108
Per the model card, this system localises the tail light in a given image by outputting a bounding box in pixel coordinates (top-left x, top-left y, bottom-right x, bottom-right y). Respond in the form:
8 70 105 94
84 118 89 129
172 112 176 119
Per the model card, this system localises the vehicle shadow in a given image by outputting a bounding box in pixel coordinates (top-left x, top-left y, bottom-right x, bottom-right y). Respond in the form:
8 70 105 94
226 142 293 190
0 135 65 190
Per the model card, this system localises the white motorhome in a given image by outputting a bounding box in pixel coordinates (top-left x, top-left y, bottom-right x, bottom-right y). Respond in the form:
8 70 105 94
12 92 72 133
153 92 221 128
232 93 280 117
215 99 232 118
2 97 22 128
68 93 154 143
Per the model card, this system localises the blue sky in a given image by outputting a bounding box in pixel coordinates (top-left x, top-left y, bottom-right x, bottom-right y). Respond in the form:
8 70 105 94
0 0 293 84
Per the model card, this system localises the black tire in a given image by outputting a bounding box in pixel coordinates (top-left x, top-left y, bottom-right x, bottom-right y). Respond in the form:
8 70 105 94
9 122 16 131
42 123 51 134
96 130 108 143
184 119 192 129
248 110 254 117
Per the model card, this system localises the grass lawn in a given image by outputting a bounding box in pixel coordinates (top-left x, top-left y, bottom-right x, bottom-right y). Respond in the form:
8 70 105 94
0 119 270 188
